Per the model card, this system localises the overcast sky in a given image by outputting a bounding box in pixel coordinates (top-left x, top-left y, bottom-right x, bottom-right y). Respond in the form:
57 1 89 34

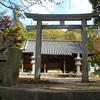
22 0 93 26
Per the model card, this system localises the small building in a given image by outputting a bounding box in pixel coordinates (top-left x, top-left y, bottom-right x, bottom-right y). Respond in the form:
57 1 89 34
22 39 93 73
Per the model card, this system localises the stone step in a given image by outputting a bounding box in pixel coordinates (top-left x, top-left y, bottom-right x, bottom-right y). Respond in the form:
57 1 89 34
47 69 62 73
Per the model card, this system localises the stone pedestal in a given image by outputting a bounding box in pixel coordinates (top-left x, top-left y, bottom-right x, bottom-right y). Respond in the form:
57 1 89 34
76 65 82 75
31 64 35 74
2 47 22 86
30 53 35 74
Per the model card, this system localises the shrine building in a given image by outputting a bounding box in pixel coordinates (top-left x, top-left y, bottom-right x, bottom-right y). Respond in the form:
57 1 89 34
22 39 93 73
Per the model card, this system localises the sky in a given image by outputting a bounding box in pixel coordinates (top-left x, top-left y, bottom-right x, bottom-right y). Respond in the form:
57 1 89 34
0 0 93 26
21 0 93 26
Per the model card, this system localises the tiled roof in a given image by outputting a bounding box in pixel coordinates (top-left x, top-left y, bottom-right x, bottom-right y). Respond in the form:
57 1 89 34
22 40 82 55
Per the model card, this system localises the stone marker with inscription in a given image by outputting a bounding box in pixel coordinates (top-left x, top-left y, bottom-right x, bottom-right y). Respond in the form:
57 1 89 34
2 47 22 86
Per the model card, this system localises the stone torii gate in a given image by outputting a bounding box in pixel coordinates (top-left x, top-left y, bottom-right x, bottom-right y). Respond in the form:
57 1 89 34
25 13 99 82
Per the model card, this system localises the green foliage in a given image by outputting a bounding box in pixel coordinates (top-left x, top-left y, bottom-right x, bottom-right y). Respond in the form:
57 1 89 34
0 11 26 47
12 9 25 23
89 0 100 13
0 11 11 33
64 31 81 40
87 29 100 66
88 29 99 50
89 0 100 24
68 29 100 66
23 30 36 39
0 11 36 47
67 29 81 34
42 29 81 40
4 21 25 47
93 72 100 76
42 29 65 40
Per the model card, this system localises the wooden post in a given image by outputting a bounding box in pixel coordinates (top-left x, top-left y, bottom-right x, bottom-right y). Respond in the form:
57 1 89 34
82 19 89 82
44 64 46 73
35 20 42 80
64 56 66 73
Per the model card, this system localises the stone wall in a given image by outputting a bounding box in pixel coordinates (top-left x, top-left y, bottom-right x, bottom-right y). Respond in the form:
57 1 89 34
0 87 100 100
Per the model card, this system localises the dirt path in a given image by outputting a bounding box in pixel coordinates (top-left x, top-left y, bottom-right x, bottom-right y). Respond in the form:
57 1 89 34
18 75 100 90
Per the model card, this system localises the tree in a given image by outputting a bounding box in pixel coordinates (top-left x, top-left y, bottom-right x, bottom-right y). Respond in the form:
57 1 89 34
89 0 100 13
0 11 25 47
87 29 100 66
0 0 63 29
23 30 36 39
12 7 25 22
0 11 11 32
64 31 81 40
5 21 25 47
0 0 63 12
41 29 82 41
0 11 12 39
67 29 81 35
42 29 65 40
94 43 100 52
89 0 100 24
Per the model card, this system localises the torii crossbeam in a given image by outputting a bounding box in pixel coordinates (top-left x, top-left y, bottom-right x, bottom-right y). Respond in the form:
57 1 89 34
25 13 99 82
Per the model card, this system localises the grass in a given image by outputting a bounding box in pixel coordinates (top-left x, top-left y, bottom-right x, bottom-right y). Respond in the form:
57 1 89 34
93 72 100 76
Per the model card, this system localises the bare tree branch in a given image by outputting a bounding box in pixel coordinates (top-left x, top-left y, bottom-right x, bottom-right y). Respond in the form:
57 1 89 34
0 1 11 9
0 0 64 12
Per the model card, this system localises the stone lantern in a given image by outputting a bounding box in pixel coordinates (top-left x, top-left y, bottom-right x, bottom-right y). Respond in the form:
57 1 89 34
75 53 82 75
30 52 35 74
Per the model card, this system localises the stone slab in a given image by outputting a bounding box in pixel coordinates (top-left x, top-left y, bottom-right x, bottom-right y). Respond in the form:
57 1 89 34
0 87 100 100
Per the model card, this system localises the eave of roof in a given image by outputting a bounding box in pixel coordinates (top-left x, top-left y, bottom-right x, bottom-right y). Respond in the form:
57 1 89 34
22 39 82 56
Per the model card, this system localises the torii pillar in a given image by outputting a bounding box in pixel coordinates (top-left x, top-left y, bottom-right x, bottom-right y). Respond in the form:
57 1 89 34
35 20 42 80
82 19 88 82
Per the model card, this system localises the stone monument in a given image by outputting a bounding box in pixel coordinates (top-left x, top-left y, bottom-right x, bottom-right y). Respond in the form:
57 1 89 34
30 52 35 74
0 36 22 86
75 53 82 75
2 47 22 86
0 36 14 82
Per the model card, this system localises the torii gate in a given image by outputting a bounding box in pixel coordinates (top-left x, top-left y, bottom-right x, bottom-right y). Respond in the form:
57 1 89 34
25 13 99 82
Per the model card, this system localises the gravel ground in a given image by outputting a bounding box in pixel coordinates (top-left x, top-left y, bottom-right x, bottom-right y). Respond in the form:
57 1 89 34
18 74 100 90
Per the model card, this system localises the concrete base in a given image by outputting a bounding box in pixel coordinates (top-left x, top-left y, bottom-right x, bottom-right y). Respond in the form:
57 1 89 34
0 86 100 100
